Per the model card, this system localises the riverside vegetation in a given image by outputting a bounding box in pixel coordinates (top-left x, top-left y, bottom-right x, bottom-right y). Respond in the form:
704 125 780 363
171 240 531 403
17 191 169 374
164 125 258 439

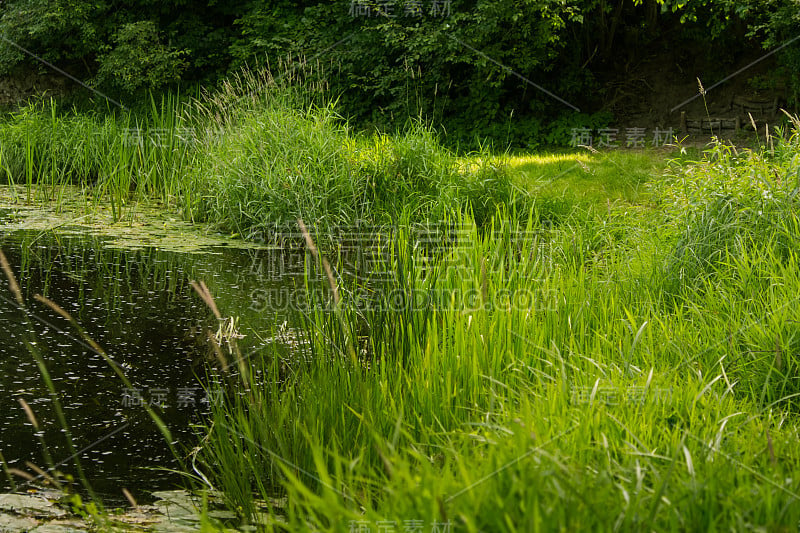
1 0 799 147
1 72 800 531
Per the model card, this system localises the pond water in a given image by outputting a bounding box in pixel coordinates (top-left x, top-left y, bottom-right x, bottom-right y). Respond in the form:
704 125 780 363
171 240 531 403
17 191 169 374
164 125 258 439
0 223 307 503
0 197 474 506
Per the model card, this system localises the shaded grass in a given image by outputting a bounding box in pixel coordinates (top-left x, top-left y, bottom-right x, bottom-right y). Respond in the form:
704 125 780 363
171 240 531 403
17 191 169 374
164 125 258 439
0 94 194 215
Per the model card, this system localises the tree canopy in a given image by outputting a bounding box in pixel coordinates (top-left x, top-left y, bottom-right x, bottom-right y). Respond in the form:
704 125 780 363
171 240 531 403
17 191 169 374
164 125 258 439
1 0 798 144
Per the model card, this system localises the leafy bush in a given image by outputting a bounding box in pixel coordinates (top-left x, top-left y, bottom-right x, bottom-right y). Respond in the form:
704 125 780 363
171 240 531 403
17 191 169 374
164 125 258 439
96 21 188 94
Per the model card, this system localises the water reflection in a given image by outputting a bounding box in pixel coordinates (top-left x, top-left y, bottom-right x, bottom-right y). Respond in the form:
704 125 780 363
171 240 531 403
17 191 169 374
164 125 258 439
0 230 301 500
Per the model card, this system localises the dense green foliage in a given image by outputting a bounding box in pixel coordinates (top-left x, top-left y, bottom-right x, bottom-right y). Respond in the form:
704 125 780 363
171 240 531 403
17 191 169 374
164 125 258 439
0 74 519 238
191 119 800 531
4 70 800 529
1 0 798 145
3 5 800 525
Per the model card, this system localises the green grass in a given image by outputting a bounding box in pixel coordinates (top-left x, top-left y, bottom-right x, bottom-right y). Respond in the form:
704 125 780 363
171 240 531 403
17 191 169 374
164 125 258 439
188 123 800 531
505 149 672 206
0 94 195 215
4 69 800 531
0 70 521 240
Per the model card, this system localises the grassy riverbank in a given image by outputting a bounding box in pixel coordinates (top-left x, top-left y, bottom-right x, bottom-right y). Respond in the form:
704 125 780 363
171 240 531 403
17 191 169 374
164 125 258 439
194 119 800 529
0 72 521 241
0 69 675 242
3 72 800 531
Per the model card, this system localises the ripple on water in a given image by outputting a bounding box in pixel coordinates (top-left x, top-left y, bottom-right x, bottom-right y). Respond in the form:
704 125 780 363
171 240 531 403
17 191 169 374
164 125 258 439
0 228 301 501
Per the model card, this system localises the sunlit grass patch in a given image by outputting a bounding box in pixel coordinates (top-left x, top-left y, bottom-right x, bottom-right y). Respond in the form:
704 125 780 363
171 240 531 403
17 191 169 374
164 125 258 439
196 197 800 531
505 149 673 206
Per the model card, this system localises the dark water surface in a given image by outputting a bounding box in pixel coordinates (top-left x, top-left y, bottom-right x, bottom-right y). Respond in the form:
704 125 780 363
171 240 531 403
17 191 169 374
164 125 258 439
0 225 303 503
